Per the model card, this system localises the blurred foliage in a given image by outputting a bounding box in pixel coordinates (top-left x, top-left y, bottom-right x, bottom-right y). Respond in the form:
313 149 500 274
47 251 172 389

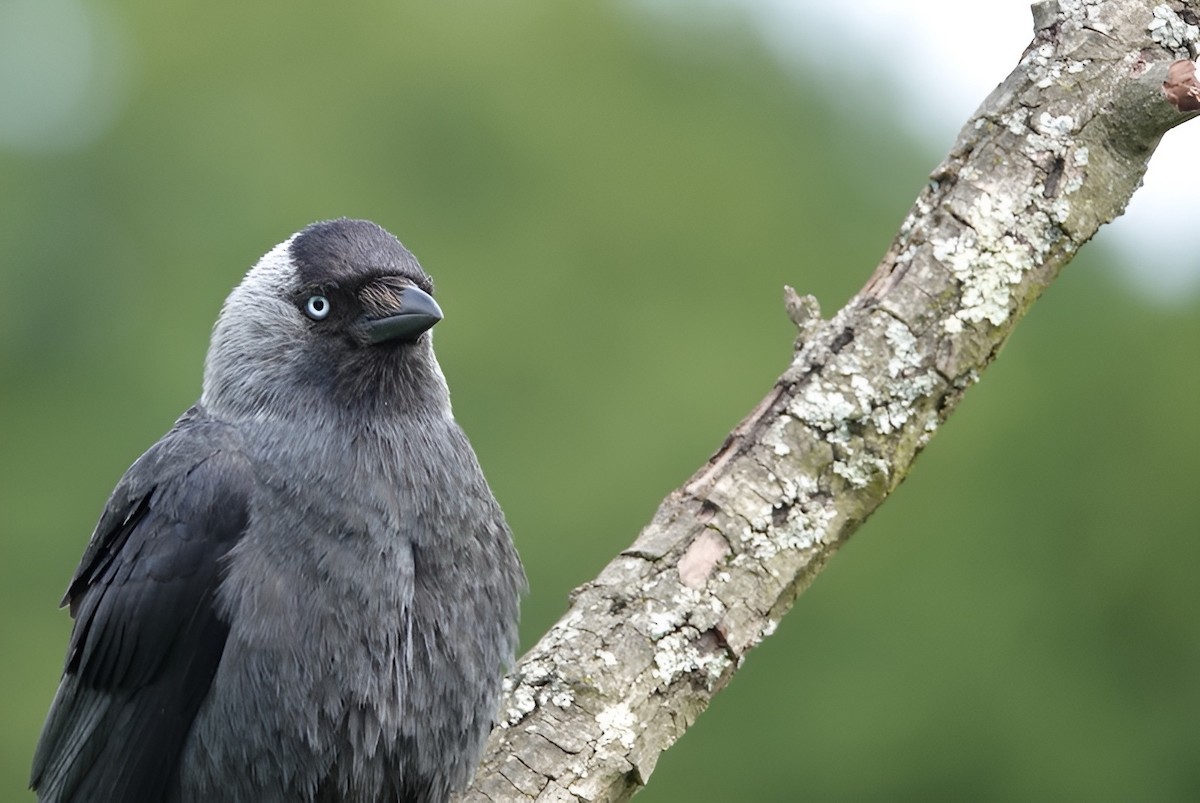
1 2 1197 801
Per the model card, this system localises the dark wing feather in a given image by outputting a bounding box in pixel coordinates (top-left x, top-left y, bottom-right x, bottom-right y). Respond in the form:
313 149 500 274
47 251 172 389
31 408 250 803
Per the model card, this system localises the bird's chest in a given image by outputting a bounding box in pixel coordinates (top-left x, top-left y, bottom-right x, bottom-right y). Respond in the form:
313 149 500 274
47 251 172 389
188 422 500 800
226 454 434 672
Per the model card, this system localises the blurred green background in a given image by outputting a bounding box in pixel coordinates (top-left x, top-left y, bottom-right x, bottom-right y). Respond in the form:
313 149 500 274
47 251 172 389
2 3 1197 801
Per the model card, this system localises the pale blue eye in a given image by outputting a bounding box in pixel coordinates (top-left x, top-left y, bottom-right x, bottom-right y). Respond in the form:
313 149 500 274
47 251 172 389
305 295 330 320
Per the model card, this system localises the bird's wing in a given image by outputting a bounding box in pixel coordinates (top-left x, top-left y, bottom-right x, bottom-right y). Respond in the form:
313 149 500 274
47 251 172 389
31 410 251 803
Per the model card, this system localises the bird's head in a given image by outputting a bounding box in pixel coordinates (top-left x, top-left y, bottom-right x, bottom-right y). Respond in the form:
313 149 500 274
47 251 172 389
202 219 451 420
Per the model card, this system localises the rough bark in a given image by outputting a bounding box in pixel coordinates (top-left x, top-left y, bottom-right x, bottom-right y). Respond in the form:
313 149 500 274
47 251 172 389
459 2 1199 800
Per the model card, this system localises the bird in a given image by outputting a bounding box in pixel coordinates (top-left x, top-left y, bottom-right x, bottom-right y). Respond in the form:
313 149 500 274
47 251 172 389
30 218 525 803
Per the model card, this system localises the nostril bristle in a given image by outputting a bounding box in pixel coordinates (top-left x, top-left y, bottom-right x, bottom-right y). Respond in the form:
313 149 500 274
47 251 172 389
358 277 411 318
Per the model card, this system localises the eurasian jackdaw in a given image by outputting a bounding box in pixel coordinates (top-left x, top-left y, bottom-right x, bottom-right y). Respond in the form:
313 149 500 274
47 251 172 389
30 218 524 803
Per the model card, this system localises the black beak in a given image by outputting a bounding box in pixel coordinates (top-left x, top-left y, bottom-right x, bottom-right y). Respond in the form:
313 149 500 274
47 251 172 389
361 286 444 344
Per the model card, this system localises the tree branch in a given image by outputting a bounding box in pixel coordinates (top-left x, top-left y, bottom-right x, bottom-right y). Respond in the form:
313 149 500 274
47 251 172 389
460 1 1199 800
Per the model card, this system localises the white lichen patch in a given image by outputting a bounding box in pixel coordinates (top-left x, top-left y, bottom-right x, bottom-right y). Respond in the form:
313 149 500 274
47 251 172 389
1149 4 1200 49
786 314 942 494
595 702 638 750
867 318 942 435
1031 43 1089 90
966 191 1017 242
936 31 1090 339
767 466 819 502
795 381 859 431
896 202 925 241
549 687 575 709
688 592 727 633
1077 0 1111 33
635 581 702 638
502 675 538 726
1024 41 1057 71
999 107 1030 136
934 226 1027 331
1028 46 1089 87
1036 112 1076 137
848 373 876 412
738 500 836 561
883 317 918 377
935 96 1079 333
833 448 890 488
1049 198 1072 224
651 628 731 687
500 610 589 726
933 184 1053 335
646 609 684 639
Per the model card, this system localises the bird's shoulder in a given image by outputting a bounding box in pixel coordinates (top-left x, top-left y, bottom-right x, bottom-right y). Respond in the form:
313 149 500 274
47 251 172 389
64 404 251 618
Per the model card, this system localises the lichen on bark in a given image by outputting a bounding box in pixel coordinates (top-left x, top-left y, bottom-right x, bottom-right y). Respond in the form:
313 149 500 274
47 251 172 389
458 2 1199 800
